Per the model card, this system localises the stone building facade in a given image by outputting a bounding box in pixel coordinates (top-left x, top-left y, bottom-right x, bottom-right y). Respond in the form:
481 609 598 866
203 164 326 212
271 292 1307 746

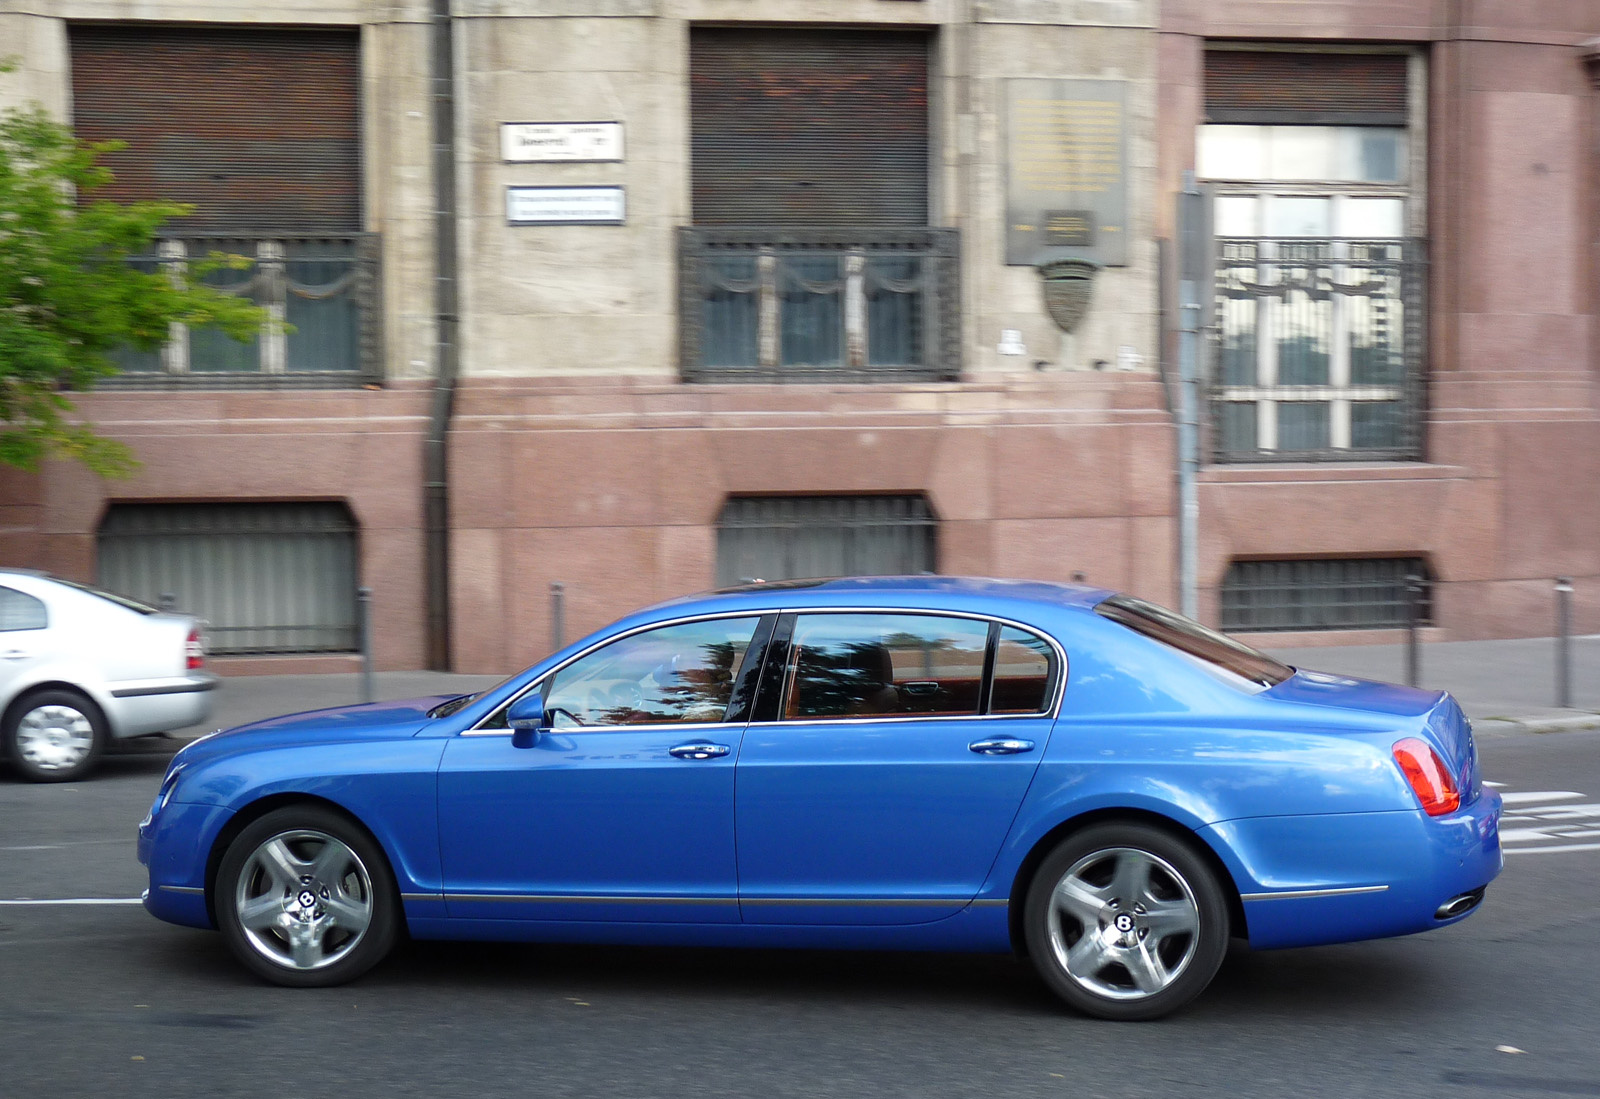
0 0 1595 673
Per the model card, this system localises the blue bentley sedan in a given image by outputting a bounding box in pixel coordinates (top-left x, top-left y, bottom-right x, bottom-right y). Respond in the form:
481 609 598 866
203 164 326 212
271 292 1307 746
139 577 1502 1019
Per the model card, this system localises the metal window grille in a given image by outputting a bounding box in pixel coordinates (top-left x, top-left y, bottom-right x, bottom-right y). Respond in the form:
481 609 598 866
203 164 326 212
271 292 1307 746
102 234 383 388
1211 237 1426 461
715 496 937 588
97 502 359 654
1220 558 1433 632
680 228 961 382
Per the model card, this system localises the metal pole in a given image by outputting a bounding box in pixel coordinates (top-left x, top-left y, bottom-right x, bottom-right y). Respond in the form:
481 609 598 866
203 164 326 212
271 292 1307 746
357 586 374 705
1556 577 1573 708
1176 172 1206 621
550 582 566 654
158 592 177 613
1404 573 1422 688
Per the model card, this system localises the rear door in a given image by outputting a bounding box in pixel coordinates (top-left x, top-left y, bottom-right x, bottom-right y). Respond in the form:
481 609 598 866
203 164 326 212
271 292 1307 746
734 611 1059 925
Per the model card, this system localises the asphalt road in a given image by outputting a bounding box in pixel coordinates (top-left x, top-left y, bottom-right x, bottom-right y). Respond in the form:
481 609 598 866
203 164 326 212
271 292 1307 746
3 729 1599 1099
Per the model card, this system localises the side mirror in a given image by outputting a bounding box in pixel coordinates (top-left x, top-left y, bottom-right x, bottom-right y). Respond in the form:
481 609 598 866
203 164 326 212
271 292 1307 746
507 692 548 749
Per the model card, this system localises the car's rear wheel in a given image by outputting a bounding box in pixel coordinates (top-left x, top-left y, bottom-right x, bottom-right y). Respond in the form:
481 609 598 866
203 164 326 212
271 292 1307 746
4 689 105 783
1023 822 1230 1021
216 805 400 987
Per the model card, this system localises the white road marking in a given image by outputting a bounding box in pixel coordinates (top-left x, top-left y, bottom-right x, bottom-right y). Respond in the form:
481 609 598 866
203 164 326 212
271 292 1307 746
1505 843 1600 856
1494 787 1600 856
0 898 143 906
1499 791 1583 805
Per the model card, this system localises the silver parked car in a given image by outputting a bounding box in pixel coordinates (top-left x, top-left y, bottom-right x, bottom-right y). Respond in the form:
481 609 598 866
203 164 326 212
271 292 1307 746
0 569 218 782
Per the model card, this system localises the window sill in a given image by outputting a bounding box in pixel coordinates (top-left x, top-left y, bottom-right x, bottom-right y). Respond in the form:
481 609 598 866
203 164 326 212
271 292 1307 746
1200 462 1470 483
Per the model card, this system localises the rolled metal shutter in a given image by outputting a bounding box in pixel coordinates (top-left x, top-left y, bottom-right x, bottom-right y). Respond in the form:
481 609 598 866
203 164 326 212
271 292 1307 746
68 25 361 233
715 496 936 587
1204 51 1408 126
690 28 929 227
97 503 359 655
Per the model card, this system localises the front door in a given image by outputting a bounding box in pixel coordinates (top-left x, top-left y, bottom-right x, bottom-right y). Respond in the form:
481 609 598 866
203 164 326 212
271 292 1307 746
735 612 1058 925
437 615 767 924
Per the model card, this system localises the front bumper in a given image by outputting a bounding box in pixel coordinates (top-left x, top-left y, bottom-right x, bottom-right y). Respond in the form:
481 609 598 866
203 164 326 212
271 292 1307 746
1200 788 1502 949
138 799 233 929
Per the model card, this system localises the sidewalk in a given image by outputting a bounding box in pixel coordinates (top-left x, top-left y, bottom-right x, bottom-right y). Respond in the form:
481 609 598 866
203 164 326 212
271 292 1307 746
167 635 1600 742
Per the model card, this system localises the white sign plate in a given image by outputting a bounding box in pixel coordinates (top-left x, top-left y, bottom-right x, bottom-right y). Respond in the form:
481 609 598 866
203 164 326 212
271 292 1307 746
506 186 626 225
502 122 624 163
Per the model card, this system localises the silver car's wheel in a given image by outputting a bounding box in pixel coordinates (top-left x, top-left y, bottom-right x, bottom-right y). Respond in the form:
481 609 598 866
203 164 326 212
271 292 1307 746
5 690 105 783
216 806 399 987
234 829 376 971
1024 823 1230 1021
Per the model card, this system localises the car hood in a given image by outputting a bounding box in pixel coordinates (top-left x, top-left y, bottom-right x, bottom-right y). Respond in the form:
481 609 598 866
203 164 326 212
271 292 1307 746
174 696 454 765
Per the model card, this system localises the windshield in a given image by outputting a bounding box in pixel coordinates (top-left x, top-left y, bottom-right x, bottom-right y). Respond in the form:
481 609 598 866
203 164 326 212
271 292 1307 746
1095 594 1293 689
427 667 527 719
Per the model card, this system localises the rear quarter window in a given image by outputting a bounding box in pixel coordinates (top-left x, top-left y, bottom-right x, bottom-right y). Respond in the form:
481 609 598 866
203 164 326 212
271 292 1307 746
0 586 48 631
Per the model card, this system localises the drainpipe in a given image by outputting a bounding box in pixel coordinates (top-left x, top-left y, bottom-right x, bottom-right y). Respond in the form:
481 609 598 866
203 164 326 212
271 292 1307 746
424 0 458 670
1175 172 1207 621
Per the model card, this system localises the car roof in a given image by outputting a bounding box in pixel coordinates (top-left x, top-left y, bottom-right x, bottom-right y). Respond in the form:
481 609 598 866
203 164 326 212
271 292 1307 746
637 575 1115 622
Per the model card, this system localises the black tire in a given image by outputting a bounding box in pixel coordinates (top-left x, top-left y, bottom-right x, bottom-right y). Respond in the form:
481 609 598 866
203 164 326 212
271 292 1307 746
4 688 106 783
215 805 400 988
1023 822 1230 1021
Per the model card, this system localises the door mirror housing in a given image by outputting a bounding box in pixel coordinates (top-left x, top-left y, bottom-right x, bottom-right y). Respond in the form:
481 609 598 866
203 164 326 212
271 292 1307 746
507 692 548 749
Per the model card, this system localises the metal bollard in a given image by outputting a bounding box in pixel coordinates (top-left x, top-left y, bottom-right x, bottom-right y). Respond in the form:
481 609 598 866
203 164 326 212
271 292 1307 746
159 592 177 613
1404 574 1423 689
357 586 374 705
550 582 566 654
1556 577 1573 708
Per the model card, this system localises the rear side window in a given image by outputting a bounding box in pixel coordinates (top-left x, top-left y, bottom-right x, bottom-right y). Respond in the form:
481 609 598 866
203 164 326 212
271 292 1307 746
783 613 989 720
1096 594 1292 689
0 586 47 631
990 626 1054 714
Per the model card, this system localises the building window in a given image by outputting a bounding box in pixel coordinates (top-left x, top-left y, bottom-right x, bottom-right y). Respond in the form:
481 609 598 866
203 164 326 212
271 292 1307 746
715 496 936 588
69 25 377 386
682 29 958 382
97 502 359 655
1199 51 1424 461
1220 557 1433 632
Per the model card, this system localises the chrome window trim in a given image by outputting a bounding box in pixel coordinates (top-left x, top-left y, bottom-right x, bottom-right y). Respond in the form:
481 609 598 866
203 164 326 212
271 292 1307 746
463 605 1066 735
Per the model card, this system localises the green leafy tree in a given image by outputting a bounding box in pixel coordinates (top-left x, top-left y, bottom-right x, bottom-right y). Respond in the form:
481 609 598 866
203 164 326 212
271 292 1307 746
0 100 266 475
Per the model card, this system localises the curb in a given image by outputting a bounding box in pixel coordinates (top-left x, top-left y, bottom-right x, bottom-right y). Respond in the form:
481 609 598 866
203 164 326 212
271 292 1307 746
1472 713 1600 736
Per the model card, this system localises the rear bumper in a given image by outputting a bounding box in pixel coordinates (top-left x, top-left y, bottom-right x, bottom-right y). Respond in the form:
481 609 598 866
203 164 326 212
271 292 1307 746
1200 788 1502 949
107 673 218 738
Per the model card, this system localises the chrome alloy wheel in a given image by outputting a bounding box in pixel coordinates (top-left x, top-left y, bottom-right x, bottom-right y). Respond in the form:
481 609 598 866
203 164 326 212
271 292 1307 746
15 704 96 774
1046 846 1202 1002
234 829 375 971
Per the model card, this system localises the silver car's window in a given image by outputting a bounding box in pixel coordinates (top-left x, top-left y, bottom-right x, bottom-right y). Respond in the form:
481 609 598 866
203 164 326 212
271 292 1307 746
0 586 47 632
781 613 989 720
542 616 762 728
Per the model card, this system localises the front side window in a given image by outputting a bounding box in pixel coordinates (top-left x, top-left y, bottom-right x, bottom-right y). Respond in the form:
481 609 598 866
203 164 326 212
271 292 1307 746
781 613 990 720
543 617 763 728
0 587 47 632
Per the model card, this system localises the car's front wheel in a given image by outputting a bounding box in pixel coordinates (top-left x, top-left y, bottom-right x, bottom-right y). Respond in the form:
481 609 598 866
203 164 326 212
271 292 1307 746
4 689 105 782
1023 822 1230 1021
215 805 400 987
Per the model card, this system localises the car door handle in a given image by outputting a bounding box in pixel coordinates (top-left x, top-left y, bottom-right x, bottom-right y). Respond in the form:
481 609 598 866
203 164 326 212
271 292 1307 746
0 649 30 661
668 742 730 761
968 738 1035 756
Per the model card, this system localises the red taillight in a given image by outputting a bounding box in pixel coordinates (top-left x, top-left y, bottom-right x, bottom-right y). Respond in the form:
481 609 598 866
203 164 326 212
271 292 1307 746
186 626 205 671
1393 737 1460 816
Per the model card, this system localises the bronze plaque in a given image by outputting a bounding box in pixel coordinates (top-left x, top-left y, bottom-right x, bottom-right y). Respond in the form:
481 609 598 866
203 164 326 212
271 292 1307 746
1005 79 1129 266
